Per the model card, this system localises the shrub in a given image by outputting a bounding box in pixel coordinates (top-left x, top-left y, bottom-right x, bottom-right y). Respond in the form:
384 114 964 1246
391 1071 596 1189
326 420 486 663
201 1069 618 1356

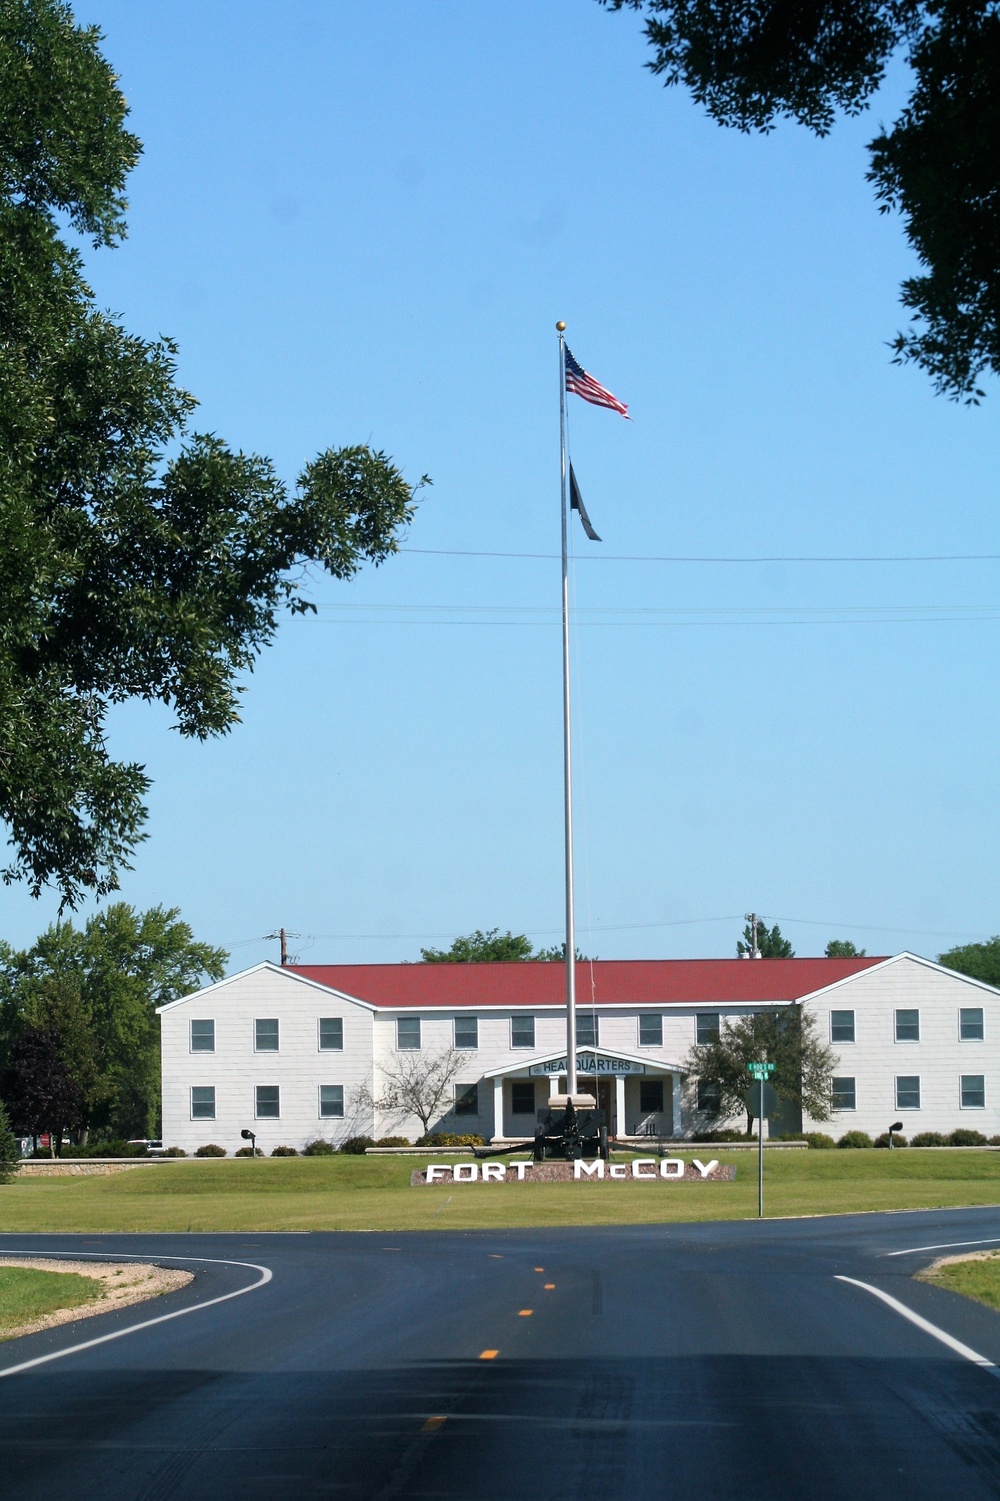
234 1146 263 1157
336 1136 374 1155
416 1132 485 1147
910 1131 947 1147
271 1145 298 1156
0 1100 19 1184
874 1132 908 1148
375 1136 411 1147
989 1136 1000 1147
772 1132 836 1148
161 1146 187 1157
303 1138 338 1156
837 1131 874 1149
194 1143 226 1157
948 1128 988 1147
691 1129 746 1143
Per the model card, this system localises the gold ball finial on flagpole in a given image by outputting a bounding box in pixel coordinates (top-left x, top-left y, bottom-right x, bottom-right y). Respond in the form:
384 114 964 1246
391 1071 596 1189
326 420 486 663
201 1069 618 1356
556 321 566 331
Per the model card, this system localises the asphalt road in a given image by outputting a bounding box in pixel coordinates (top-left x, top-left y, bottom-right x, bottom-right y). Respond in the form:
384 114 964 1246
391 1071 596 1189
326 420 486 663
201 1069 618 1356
4 1208 1000 1499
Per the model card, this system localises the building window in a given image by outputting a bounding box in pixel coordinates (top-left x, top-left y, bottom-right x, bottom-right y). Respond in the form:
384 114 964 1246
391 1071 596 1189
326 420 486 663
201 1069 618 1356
319 1018 343 1051
961 1075 986 1109
454 1083 480 1116
960 1008 984 1042
895 1076 921 1110
319 1085 344 1118
639 1013 662 1047
190 1086 215 1120
454 1017 478 1050
255 1085 280 1118
190 1019 215 1053
577 1014 599 1048
640 1079 664 1114
831 1077 856 1111
895 1010 919 1043
511 1081 536 1115
696 1080 721 1115
830 1010 855 1044
397 1016 421 1050
696 1013 720 1044
255 1018 279 1052
511 1015 535 1049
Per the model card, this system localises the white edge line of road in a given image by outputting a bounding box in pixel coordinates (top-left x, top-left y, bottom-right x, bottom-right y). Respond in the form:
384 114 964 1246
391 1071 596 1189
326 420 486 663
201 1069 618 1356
884 1236 1000 1258
0 1250 273 1380
835 1275 996 1371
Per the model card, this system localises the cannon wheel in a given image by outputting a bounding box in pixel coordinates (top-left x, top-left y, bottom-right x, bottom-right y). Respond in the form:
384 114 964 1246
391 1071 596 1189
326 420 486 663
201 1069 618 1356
599 1125 609 1162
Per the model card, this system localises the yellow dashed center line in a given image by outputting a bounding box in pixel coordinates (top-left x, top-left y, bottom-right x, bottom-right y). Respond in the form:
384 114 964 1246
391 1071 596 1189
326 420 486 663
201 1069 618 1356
479 1349 499 1360
519 1309 533 1317
421 1415 447 1432
544 1283 555 1290
534 1266 544 1272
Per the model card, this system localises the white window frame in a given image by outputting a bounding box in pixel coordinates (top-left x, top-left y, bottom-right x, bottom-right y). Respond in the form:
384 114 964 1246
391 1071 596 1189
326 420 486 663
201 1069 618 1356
510 1015 535 1049
960 1008 985 1042
255 1084 280 1119
453 1082 480 1117
695 1012 720 1045
577 1013 599 1048
453 1016 478 1050
190 1019 215 1053
960 1074 986 1110
318 1017 344 1051
895 1075 921 1111
830 1010 855 1044
318 1084 344 1119
894 1009 920 1043
510 1081 537 1115
831 1076 857 1112
396 1016 421 1050
638 1013 663 1047
254 1018 280 1053
190 1085 216 1120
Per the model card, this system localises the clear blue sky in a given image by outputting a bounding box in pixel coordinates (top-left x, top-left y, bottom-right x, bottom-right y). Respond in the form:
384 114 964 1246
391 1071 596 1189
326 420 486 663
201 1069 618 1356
10 0 999 966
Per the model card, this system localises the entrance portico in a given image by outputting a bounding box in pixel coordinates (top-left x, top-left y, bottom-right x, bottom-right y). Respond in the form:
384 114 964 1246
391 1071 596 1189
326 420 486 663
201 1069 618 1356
484 1047 686 1141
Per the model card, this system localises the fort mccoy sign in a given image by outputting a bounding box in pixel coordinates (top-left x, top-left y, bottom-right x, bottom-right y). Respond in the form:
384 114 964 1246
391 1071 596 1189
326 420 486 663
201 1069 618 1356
413 1158 736 1185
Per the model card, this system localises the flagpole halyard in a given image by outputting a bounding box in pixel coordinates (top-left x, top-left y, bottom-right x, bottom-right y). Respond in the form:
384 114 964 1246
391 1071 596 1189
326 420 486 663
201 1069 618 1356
557 320 578 1098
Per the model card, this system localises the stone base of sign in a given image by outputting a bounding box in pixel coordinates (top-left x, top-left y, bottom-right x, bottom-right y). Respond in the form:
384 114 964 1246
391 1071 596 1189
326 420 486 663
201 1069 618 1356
412 1159 736 1185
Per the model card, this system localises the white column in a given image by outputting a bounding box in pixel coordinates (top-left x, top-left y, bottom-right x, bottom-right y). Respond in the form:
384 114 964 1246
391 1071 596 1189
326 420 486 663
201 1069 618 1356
672 1073 682 1137
548 1074 559 1099
615 1074 627 1138
493 1078 504 1142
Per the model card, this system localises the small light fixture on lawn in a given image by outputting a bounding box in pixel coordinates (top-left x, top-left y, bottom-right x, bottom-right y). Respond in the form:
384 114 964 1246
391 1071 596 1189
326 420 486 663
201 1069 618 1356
240 1128 257 1157
888 1121 903 1150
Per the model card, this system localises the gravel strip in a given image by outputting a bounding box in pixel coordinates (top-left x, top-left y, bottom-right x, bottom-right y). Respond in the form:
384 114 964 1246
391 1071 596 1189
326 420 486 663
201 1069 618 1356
0 1257 192 1340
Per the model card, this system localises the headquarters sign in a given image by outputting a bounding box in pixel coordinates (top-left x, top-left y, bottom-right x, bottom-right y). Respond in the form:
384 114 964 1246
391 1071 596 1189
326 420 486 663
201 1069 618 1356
528 1051 646 1077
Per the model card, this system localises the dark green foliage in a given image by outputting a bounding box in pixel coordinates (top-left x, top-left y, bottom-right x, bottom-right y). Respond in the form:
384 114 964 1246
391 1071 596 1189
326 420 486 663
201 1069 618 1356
776 1131 837 1148
938 936 1000 988
874 1131 908 1147
825 940 867 957
374 1136 410 1147
194 1143 226 1157
160 1145 186 1156
837 1130 874 1148
949 1128 989 1146
0 904 225 1139
0 1 424 905
234 1146 263 1157
333 1137 371 1155
0 1025 79 1148
421 930 536 963
686 1005 835 1131
737 918 794 957
690 1128 746 1142
270 1145 298 1156
0 1098 20 1182
911 1131 948 1146
601 2 1000 401
416 1132 486 1146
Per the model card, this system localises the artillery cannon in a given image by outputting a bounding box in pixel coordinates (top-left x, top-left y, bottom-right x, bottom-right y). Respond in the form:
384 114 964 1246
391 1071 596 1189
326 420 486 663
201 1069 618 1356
533 1094 609 1162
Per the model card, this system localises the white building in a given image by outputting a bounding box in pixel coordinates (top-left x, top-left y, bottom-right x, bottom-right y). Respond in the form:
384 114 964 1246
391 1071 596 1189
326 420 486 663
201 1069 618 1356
157 953 1000 1152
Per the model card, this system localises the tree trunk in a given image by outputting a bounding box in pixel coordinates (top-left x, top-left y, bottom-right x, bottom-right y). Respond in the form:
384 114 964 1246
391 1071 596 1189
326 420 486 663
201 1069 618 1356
745 1110 754 1138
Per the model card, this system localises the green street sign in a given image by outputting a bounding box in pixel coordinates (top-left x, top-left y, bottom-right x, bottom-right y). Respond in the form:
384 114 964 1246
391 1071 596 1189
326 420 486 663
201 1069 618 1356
747 1061 775 1079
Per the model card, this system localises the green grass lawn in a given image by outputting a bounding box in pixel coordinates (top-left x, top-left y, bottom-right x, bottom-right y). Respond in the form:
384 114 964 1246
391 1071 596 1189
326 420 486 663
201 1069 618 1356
1 1150 998 1232
921 1251 1000 1311
0 1266 101 1339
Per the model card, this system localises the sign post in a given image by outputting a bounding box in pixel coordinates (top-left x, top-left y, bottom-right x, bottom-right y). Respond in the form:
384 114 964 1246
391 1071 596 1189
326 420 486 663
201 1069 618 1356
745 1063 777 1218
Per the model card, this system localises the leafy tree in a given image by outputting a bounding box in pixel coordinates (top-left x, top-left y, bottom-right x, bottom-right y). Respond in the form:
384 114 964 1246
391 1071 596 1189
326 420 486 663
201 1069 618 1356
1 1026 80 1153
0 1 424 907
0 903 226 1139
533 941 594 962
421 929 536 963
737 917 794 957
602 1 1000 401
0 1097 18 1181
359 1047 466 1137
687 1006 835 1134
825 939 867 957
938 936 1000 989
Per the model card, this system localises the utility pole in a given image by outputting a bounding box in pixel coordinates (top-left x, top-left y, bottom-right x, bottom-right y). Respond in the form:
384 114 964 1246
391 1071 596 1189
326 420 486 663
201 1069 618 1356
745 912 761 960
264 929 297 966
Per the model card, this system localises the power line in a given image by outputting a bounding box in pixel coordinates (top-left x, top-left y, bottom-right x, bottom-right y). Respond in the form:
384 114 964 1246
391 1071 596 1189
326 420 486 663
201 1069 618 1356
400 545 1000 566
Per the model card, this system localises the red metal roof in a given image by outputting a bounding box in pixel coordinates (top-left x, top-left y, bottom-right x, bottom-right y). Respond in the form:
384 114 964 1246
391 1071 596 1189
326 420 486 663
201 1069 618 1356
289 957 883 1009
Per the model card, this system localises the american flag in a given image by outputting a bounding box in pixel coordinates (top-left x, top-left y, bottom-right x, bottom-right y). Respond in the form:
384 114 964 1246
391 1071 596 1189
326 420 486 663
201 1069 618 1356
564 346 630 419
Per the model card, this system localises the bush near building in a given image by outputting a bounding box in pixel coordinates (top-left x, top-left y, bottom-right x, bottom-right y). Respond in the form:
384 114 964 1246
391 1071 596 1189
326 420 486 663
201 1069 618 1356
234 1146 263 1157
194 1144 226 1157
838 1131 874 1149
874 1133 908 1148
303 1139 338 1156
271 1146 298 1156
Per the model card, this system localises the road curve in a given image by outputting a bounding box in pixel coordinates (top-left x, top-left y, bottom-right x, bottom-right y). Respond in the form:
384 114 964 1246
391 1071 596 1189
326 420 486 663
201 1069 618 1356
3 1207 1000 1499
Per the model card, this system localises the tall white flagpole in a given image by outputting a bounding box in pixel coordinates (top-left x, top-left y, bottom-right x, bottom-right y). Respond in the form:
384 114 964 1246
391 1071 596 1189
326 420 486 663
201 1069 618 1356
556 320 578 1097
